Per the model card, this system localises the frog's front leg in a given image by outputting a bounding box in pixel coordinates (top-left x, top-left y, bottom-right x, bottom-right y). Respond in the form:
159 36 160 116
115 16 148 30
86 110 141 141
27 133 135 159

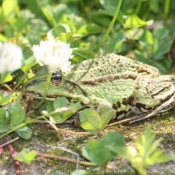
131 93 175 123
80 98 116 132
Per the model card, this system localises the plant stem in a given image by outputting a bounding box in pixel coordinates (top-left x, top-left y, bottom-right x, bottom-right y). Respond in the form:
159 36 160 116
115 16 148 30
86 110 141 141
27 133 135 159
135 0 143 15
34 73 52 109
37 152 96 166
93 0 123 52
0 116 44 139
13 74 27 91
163 0 170 25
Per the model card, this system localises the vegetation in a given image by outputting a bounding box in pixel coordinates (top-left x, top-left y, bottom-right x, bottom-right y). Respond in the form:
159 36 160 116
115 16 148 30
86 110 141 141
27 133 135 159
0 0 175 174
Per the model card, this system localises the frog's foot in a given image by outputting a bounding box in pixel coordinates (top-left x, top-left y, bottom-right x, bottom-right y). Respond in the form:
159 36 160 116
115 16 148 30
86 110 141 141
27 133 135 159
130 93 175 123
63 116 81 127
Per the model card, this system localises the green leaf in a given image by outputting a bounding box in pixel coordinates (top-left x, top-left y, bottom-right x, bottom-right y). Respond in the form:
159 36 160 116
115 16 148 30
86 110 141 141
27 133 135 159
21 56 36 73
80 103 115 133
16 126 32 139
41 5 56 26
134 50 150 64
39 101 54 114
73 49 95 59
153 40 172 60
58 31 74 43
152 58 171 74
0 108 9 131
100 132 125 160
0 108 8 125
51 102 82 124
45 101 55 112
0 33 8 42
149 0 160 13
10 107 25 126
53 97 67 109
109 146 137 160
113 32 129 52
80 109 102 133
82 140 111 166
99 0 119 6
98 6 124 22
16 149 36 165
140 30 154 45
0 73 13 83
90 15 111 27
101 132 125 148
153 27 169 40
2 0 18 18
77 24 101 36
136 125 156 157
47 25 66 40
0 94 11 106
147 150 175 165
125 15 153 28
53 4 68 22
0 124 9 133
97 103 116 130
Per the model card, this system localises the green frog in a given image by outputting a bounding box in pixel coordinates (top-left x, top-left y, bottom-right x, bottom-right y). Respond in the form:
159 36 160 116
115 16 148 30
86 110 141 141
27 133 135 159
24 53 175 131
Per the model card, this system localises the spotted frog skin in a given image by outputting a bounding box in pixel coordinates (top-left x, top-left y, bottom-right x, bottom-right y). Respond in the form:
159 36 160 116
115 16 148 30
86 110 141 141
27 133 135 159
25 53 175 124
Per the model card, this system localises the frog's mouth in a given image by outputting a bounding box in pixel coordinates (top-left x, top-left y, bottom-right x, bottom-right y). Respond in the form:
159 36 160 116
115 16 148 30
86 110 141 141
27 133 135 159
25 91 64 101
24 77 88 100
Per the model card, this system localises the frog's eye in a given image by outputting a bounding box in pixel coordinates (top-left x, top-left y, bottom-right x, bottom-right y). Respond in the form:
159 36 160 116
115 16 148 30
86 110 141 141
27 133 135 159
51 73 63 86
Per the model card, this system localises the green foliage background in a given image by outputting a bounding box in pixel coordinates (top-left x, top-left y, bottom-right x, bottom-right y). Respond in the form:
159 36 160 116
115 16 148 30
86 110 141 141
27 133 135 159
0 1 175 173
0 0 175 74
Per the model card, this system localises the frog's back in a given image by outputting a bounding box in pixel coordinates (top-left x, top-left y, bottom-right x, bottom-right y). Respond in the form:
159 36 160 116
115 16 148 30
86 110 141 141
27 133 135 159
65 53 160 83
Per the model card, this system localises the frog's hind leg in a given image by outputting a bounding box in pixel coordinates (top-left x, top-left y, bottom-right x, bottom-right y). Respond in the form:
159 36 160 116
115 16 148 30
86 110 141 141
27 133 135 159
130 93 175 123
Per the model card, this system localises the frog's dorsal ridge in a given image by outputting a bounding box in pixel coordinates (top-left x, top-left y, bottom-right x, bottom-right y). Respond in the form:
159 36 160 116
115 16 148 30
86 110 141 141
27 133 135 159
64 53 160 84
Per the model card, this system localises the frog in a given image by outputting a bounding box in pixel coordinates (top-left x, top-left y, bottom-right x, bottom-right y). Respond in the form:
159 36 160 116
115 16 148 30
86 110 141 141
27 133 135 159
24 53 175 131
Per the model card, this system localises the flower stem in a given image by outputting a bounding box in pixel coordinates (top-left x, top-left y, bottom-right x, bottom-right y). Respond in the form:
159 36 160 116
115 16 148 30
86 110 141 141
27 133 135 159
34 73 52 109
93 0 123 52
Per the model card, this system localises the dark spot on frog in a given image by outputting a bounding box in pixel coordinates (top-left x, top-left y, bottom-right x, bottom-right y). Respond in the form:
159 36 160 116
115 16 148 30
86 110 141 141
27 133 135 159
135 103 152 111
25 79 45 88
123 97 132 105
94 105 98 110
135 86 139 90
112 101 121 110
116 110 127 118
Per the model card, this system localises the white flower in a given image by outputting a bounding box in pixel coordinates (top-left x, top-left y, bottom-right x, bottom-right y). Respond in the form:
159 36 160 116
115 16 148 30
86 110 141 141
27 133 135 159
0 42 23 73
32 40 72 73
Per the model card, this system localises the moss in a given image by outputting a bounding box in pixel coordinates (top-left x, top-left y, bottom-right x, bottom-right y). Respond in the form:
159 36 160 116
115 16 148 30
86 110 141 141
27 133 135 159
1 112 175 174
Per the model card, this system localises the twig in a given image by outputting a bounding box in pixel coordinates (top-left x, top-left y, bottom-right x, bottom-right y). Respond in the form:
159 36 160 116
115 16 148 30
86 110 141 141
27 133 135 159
37 152 96 166
3 84 13 91
4 137 21 175
106 118 130 127
39 123 90 135
59 147 80 170
0 137 19 148
0 138 5 155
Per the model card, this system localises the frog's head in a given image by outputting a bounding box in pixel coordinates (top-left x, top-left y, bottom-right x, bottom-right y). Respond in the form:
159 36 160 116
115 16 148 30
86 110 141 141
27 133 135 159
24 66 87 100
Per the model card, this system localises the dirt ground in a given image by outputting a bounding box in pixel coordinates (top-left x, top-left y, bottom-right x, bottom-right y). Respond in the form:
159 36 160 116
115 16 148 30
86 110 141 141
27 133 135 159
1 112 175 175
